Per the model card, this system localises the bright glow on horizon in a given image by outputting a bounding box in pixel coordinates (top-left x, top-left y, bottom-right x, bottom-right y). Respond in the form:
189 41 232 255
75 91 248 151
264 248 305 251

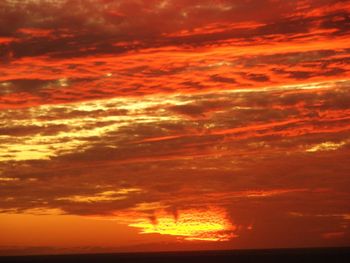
130 207 237 241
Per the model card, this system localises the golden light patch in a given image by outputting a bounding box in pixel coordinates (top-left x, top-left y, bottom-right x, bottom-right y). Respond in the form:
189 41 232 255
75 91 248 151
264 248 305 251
56 188 142 203
0 177 19 182
130 207 237 241
306 141 347 152
242 189 308 197
0 95 182 162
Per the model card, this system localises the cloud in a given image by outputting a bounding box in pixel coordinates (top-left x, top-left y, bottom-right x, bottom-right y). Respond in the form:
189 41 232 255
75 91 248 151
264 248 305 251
0 0 349 250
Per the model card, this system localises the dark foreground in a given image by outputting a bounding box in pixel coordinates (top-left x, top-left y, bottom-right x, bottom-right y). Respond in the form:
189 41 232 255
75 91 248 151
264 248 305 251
1 247 349 263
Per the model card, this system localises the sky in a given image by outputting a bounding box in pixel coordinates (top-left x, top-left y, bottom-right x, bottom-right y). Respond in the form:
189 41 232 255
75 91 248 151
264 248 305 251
0 0 350 256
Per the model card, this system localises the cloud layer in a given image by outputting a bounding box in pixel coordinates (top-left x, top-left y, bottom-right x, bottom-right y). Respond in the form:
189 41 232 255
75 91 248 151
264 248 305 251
1 0 350 252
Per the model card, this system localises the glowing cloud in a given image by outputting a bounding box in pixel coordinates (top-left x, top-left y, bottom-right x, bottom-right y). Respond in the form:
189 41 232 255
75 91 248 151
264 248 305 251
130 207 237 241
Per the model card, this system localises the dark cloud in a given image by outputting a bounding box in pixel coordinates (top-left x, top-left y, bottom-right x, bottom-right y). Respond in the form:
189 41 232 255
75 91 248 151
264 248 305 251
244 73 270 82
0 124 68 136
210 75 236 84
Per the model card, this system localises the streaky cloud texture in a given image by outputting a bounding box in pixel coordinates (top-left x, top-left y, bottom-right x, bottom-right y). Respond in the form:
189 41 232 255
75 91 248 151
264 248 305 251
0 0 350 255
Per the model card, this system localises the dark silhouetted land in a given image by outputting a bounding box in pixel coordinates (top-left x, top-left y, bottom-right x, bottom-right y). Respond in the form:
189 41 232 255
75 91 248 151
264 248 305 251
0 247 349 263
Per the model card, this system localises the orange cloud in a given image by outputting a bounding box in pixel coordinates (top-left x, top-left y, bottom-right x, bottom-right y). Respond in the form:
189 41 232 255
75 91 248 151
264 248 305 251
1 0 350 255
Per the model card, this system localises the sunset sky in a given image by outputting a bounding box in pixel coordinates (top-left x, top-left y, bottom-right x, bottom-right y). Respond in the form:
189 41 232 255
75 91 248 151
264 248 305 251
0 0 350 255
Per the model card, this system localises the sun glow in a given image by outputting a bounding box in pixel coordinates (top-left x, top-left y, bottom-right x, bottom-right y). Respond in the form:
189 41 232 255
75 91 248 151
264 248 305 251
130 207 237 241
